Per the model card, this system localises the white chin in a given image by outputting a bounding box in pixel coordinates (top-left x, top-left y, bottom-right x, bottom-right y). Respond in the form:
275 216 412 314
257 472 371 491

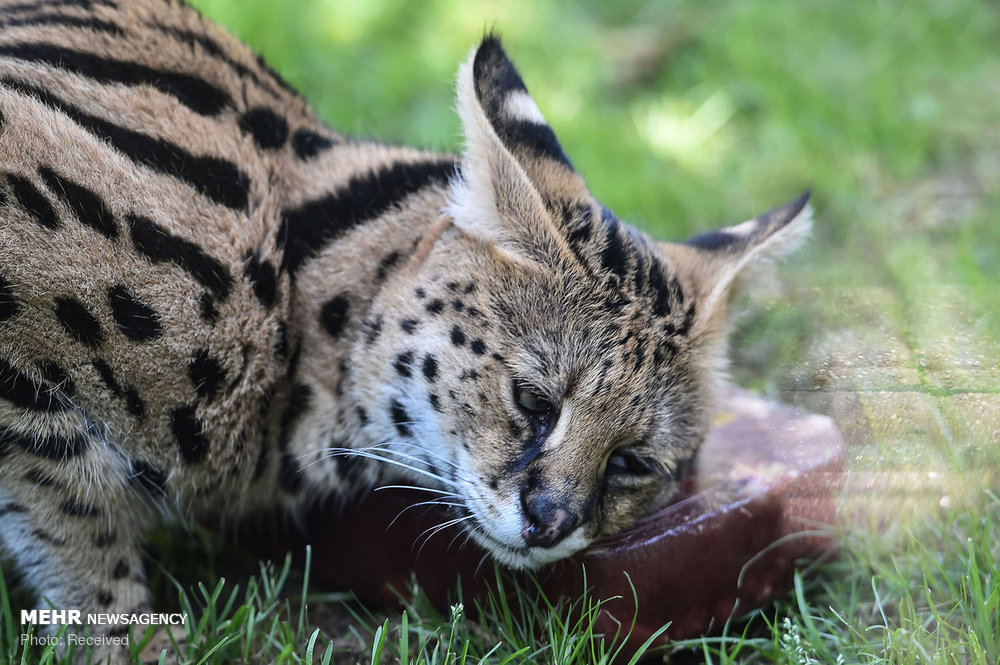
467 524 588 570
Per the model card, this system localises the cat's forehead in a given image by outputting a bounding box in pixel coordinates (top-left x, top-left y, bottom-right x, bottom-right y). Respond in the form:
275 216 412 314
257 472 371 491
496 201 696 356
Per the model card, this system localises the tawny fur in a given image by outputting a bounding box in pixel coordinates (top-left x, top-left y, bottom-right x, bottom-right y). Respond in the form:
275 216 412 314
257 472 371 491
0 3 811 662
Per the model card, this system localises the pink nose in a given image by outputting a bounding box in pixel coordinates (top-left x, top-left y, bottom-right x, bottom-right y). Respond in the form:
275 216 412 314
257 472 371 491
521 496 578 548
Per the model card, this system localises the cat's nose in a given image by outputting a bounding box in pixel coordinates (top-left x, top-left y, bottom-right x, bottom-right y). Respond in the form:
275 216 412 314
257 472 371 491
521 494 579 548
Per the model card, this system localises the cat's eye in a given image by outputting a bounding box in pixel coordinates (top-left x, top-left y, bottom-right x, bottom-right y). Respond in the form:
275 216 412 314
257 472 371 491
513 382 552 415
606 451 658 476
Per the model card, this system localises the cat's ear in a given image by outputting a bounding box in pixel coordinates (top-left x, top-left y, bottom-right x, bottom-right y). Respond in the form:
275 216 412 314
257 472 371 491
658 191 813 338
446 36 587 264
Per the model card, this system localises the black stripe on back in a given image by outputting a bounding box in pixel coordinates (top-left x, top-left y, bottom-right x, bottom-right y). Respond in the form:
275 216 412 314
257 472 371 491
0 13 124 37
278 158 455 276
3 1 117 12
0 77 249 210
0 43 230 116
38 166 117 239
127 214 232 299
150 22 286 99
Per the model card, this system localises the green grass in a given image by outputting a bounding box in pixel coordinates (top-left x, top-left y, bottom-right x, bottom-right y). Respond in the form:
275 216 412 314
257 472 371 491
3 0 999 662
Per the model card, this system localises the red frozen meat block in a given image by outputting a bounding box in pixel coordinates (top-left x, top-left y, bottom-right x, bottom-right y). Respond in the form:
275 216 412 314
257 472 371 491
252 388 843 659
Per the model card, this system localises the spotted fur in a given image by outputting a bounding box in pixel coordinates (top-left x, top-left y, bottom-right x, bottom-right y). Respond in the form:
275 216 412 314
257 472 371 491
0 4 810 662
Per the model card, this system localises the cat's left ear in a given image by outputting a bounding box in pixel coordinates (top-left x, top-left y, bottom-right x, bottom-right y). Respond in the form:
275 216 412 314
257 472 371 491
446 36 589 264
658 191 813 338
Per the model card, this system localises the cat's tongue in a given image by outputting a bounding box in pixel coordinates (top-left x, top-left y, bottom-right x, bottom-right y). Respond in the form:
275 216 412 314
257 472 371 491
254 387 843 661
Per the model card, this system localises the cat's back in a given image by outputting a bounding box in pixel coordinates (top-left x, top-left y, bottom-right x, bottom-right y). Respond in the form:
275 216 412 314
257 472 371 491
0 0 329 486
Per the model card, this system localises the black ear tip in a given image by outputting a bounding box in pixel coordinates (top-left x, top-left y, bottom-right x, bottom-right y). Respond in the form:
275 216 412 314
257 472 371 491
785 188 812 219
476 33 507 63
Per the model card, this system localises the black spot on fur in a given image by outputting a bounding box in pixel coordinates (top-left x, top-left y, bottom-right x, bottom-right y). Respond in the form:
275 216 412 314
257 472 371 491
37 361 75 398
0 77 249 209
91 359 144 417
6 173 58 229
128 214 232 299
292 128 335 159
470 339 487 355
239 107 288 149
94 529 116 548
243 253 277 308
390 399 411 437
600 213 629 278
38 166 117 239
446 281 460 292
646 263 674 318
422 354 438 382
96 590 114 606
54 296 103 347
199 293 220 324
400 318 418 334
0 273 19 321
429 393 441 412
60 498 99 517
320 295 350 338
376 251 402 281
363 315 383 345
32 528 65 546
393 351 414 378
565 203 593 244
356 406 368 424
130 460 167 497
0 359 66 412
171 405 209 463
275 321 289 358
112 559 129 579
0 426 87 459
0 42 230 115
426 299 444 315
679 301 696 337
452 300 464 312
189 349 227 401
414 287 426 299
278 159 455 275
108 284 162 341
23 468 56 487
0 503 27 517
450 325 466 346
